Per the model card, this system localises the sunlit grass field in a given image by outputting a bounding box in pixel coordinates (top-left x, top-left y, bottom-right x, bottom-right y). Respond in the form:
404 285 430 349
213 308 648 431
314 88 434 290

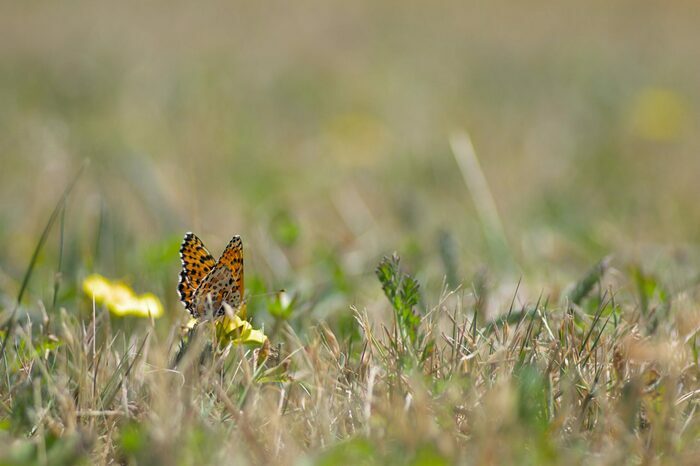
2 1 700 464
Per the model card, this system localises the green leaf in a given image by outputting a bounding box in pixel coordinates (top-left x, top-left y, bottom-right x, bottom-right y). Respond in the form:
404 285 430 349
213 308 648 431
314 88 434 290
375 253 422 344
632 266 670 333
567 256 611 307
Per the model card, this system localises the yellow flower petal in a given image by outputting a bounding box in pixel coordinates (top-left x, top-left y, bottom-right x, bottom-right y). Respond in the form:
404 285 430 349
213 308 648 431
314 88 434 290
215 315 268 347
82 274 164 319
237 327 268 346
107 283 138 307
218 315 247 333
110 294 164 318
138 293 165 318
82 274 113 302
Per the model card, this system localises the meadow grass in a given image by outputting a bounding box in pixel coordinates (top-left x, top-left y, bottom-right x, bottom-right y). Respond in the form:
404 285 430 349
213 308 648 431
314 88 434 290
2 2 700 464
1 195 699 465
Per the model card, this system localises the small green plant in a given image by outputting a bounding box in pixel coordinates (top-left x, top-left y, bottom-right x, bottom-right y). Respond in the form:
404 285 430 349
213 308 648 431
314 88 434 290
375 253 422 346
267 290 296 321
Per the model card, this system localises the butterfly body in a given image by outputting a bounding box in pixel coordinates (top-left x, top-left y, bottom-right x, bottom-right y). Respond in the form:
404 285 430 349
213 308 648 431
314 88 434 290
178 233 245 319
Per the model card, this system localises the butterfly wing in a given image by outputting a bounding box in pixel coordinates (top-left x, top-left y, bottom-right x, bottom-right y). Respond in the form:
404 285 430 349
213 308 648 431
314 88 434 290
215 235 244 305
191 235 244 318
178 232 216 315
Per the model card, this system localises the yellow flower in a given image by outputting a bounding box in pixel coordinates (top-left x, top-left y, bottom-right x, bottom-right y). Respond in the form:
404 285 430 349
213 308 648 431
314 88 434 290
83 274 164 319
215 315 268 347
182 313 267 347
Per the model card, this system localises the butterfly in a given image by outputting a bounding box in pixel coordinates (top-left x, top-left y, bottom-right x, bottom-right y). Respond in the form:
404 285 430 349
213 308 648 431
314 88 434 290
177 232 245 319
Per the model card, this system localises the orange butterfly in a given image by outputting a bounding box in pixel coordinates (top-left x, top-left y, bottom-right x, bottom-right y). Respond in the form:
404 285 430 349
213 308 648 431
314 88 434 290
177 233 245 319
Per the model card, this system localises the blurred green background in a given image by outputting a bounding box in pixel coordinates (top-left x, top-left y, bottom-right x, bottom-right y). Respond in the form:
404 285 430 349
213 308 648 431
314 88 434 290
1 0 698 324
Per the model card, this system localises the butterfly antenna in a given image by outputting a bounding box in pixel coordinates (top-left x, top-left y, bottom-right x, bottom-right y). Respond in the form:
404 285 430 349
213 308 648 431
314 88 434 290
245 289 287 302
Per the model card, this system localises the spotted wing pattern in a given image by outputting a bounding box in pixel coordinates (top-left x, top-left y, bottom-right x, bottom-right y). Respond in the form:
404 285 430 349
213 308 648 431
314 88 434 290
178 232 216 315
189 235 244 318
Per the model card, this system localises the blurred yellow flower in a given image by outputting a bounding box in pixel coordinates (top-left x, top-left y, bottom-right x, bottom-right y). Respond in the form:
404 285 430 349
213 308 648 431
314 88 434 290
628 87 689 142
322 112 391 168
83 274 164 319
